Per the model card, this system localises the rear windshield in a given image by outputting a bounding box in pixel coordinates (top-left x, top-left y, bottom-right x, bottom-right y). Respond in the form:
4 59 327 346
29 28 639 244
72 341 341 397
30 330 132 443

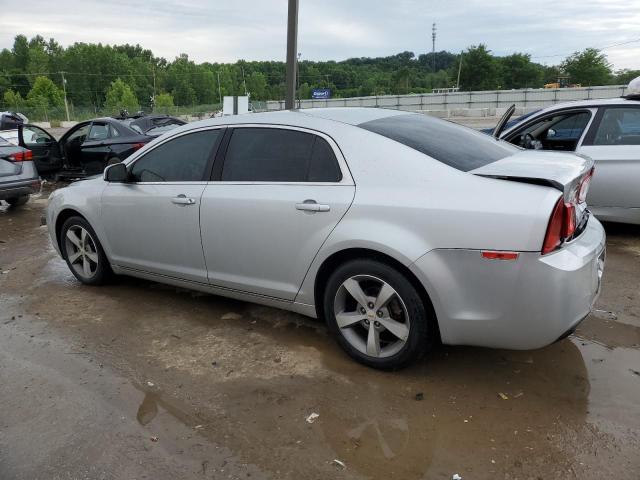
359 113 519 171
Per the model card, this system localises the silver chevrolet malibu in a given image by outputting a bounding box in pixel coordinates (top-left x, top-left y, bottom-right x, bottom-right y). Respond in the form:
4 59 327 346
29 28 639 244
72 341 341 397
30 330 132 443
46 108 606 369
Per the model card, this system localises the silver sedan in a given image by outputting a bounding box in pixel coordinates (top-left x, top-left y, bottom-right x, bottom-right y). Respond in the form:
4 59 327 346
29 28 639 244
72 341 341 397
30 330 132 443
495 96 640 224
46 108 605 369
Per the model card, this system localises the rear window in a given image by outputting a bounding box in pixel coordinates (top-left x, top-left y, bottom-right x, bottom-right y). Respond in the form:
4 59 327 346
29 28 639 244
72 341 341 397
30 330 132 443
359 114 518 171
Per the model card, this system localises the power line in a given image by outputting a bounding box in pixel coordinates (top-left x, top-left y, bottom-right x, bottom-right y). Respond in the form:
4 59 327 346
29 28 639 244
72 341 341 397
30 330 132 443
531 37 640 59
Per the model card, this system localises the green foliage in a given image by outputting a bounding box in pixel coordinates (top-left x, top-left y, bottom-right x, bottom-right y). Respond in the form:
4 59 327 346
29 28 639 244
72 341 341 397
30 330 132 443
154 92 174 108
3 89 24 109
560 48 613 86
615 69 640 85
27 76 63 109
104 78 139 113
0 33 628 113
458 45 502 91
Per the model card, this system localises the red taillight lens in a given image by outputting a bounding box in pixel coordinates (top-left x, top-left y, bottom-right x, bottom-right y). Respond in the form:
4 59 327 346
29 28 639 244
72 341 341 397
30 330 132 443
9 150 33 162
542 198 565 255
542 198 578 255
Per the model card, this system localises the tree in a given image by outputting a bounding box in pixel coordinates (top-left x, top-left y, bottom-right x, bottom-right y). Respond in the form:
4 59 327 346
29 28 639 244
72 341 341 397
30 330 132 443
27 76 63 108
3 89 24 109
498 53 544 89
154 92 174 112
615 69 640 85
560 48 613 86
104 78 139 113
458 45 501 91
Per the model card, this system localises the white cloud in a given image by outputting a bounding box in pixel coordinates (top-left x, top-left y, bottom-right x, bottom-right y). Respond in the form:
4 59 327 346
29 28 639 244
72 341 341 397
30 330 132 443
0 0 638 69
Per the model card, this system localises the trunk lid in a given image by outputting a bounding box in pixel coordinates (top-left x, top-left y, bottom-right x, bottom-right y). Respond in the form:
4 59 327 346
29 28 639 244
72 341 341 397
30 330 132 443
471 149 594 203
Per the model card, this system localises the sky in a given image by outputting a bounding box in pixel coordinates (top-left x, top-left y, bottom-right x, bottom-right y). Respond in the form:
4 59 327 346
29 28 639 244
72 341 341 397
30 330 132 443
0 0 639 70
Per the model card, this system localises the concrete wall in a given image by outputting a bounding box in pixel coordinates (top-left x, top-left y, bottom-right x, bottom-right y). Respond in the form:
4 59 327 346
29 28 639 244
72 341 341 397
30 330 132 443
264 85 628 115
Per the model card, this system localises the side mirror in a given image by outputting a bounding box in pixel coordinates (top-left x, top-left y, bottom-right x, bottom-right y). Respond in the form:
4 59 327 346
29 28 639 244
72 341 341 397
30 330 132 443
104 162 128 183
547 128 556 138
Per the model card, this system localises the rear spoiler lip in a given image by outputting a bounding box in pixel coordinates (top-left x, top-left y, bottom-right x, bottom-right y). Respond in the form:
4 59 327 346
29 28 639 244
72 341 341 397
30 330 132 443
470 151 594 202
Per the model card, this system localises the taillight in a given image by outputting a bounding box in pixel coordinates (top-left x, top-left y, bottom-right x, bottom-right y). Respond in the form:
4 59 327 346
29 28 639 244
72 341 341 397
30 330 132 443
577 168 594 204
9 150 33 162
542 198 577 255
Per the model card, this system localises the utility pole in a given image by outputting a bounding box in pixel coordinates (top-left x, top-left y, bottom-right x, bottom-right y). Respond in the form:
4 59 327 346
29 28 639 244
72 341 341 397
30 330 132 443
285 0 299 109
60 71 70 122
296 52 301 108
431 23 437 73
241 66 248 96
456 50 463 90
217 71 222 105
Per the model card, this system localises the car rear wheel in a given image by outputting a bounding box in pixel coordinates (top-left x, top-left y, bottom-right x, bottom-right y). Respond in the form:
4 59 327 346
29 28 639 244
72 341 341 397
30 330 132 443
6 195 29 207
61 216 112 285
323 258 434 369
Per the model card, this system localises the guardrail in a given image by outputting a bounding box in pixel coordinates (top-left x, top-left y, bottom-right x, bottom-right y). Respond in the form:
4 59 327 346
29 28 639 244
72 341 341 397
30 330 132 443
263 85 628 115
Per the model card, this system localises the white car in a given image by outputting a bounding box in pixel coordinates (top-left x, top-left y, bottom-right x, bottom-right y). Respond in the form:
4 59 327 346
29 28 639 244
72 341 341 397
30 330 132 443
46 108 605 369
494 89 640 224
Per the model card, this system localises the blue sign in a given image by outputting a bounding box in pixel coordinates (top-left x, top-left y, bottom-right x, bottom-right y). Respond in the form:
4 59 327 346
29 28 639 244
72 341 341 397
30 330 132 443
312 88 332 99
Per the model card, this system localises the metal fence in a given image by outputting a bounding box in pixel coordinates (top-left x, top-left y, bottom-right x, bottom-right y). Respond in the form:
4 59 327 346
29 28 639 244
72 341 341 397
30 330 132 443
263 85 629 116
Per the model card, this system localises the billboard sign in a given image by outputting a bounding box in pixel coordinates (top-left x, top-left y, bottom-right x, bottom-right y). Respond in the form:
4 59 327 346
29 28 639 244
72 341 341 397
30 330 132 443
311 88 332 100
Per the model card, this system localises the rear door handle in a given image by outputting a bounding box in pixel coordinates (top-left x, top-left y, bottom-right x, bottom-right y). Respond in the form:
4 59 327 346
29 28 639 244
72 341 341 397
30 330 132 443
295 200 330 212
172 194 196 206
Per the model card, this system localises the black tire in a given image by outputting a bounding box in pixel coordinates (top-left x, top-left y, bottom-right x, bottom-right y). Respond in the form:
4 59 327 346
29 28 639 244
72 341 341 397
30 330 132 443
60 216 113 285
6 195 29 207
323 258 434 370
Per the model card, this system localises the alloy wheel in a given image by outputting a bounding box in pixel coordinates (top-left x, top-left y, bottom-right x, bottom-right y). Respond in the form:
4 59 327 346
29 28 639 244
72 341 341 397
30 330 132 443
64 225 99 279
333 275 410 358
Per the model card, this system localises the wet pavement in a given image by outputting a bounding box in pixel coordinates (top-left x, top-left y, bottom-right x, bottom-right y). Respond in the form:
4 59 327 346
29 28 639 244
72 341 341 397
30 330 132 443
1 191 639 480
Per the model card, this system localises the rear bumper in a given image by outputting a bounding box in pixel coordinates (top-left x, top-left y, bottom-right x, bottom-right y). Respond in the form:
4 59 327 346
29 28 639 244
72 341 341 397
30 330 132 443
410 215 606 350
0 179 39 201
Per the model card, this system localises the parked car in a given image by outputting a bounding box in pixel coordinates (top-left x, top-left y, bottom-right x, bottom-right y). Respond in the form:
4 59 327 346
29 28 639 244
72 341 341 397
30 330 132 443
121 114 186 137
1 118 152 176
0 133 40 207
491 94 640 224
46 108 605 369
53 118 152 175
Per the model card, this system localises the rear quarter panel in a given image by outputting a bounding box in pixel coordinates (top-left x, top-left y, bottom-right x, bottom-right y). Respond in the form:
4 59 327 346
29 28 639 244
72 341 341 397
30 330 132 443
294 126 560 306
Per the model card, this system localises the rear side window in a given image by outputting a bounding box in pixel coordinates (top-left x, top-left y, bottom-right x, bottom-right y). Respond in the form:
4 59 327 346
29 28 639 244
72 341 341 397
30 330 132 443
593 107 640 145
130 130 220 182
359 114 518 171
221 128 342 182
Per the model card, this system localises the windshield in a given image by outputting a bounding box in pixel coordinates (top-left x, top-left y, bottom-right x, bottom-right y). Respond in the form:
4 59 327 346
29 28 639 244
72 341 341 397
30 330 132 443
359 113 519 171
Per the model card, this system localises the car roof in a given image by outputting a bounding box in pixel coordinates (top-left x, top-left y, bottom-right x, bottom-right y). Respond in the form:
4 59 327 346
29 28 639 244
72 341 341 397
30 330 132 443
531 97 638 114
179 108 411 134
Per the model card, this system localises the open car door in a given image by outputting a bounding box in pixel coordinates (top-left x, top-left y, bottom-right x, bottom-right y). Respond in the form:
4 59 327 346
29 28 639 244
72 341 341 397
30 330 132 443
19 124 63 174
492 104 516 139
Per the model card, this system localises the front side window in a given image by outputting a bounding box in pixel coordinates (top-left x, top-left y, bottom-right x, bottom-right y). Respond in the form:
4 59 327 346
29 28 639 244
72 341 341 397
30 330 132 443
221 128 341 182
67 124 90 144
507 111 591 151
130 130 220 182
593 107 640 146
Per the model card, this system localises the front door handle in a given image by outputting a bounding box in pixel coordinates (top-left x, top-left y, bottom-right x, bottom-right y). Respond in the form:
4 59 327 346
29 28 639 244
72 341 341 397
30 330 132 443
295 200 330 212
172 194 196 206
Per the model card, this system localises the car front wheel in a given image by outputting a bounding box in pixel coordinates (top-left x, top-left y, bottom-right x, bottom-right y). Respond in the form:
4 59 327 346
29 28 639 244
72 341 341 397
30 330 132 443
323 258 434 369
61 216 112 285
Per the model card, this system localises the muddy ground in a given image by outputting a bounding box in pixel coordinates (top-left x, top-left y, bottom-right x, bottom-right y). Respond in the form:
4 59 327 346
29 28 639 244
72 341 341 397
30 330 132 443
1 188 639 480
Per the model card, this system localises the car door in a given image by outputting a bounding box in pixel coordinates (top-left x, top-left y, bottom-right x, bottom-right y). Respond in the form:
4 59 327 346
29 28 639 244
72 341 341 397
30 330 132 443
81 122 113 173
20 124 63 174
579 105 640 209
101 127 223 283
200 126 355 300
503 109 595 152
60 123 90 169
